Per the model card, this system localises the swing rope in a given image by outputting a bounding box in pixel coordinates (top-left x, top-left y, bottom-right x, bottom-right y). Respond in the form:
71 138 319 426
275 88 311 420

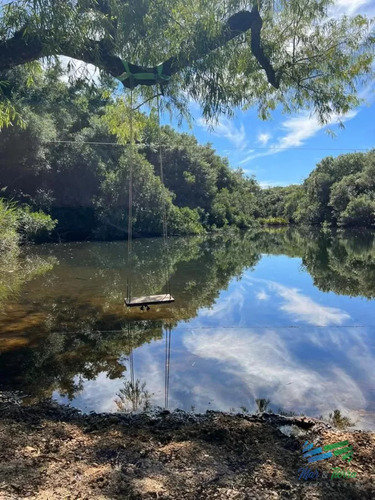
126 90 134 303
126 87 172 304
157 92 172 297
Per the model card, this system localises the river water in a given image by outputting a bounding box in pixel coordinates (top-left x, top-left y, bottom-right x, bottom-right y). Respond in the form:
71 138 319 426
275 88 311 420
0 228 374 429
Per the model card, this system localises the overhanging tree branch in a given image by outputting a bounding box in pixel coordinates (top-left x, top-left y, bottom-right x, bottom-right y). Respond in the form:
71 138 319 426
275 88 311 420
0 6 281 89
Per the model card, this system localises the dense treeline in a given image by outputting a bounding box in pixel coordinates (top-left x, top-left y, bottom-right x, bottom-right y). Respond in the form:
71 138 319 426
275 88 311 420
258 150 375 227
0 64 374 247
0 64 259 242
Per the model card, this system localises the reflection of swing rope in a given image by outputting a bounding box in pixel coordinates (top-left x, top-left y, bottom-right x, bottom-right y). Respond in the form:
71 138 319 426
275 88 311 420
165 326 171 409
127 323 135 397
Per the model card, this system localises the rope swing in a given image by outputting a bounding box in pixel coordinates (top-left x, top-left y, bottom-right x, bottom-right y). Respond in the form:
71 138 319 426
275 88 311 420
124 80 174 310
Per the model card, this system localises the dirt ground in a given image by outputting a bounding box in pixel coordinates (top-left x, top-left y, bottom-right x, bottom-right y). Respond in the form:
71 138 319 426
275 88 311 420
0 400 373 499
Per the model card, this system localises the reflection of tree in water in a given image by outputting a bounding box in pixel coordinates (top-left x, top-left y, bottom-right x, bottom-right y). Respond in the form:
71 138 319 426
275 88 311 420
82 231 263 322
85 236 203 305
2 228 375 405
115 379 152 413
0 320 163 403
0 253 56 308
115 324 152 413
304 229 375 299
114 324 171 413
255 227 375 299
255 398 271 413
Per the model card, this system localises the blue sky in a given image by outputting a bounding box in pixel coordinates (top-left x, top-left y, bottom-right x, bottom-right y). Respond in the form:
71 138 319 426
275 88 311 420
171 92 374 188
166 0 375 187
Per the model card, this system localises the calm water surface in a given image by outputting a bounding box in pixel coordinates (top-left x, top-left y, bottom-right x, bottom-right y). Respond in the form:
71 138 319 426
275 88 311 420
1 228 374 429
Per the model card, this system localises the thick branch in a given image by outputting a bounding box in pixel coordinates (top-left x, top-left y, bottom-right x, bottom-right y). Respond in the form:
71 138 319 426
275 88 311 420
0 6 280 89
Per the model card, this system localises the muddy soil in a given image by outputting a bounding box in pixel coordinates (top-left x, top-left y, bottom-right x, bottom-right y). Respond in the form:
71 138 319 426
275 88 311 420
0 400 373 499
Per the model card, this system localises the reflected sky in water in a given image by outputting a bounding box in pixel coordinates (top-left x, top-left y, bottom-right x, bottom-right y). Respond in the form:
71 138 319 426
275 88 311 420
1 229 375 428
58 251 374 429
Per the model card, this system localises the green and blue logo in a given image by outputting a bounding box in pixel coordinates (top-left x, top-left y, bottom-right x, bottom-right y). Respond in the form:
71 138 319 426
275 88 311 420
302 439 353 463
298 439 357 481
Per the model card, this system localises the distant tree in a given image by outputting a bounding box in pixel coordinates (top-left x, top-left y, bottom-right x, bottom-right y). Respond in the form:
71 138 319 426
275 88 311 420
260 150 375 228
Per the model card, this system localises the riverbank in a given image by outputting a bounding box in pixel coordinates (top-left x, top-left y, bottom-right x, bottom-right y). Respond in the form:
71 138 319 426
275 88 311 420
0 400 373 499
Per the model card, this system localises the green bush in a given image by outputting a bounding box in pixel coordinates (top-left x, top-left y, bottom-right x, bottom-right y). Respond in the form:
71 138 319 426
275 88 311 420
17 206 57 241
0 198 56 253
0 198 57 305
339 196 375 227
168 206 204 235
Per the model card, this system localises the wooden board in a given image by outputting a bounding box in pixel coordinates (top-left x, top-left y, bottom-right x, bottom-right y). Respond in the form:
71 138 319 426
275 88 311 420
125 294 175 307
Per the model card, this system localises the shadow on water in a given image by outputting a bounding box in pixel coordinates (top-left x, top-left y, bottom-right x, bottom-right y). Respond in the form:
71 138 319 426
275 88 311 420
0 227 375 421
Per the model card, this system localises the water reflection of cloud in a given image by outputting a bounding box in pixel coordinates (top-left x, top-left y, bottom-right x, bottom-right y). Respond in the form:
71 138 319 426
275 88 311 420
183 328 369 423
237 274 350 327
270 283 351 326
195 273 351 328
53 324 375 430
54 371 125 413
199 286 245 318
53 268 372 428
54 340 175 413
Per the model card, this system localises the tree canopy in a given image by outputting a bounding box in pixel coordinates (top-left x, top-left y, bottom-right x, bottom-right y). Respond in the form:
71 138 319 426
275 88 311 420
0 0 374 125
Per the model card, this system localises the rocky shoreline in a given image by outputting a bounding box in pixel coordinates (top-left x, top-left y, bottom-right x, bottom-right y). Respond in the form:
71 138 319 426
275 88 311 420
0 400 374 499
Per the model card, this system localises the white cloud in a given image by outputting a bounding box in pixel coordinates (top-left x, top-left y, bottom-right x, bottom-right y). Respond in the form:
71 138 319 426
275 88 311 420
197 117 248 150
257 132 271 145
279 114 327 148
279 109 356 149
256 290 269 300
331 0 372 16
240 109 358 165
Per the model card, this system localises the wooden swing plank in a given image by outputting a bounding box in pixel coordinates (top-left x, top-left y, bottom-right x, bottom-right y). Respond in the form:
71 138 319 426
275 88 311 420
125 294 175 307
